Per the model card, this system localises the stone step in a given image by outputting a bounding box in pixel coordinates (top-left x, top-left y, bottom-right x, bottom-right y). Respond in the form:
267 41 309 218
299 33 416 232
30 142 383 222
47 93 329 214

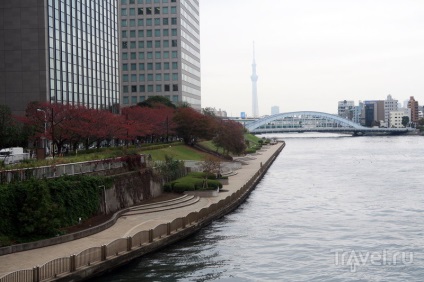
128 194 191 211
122 196 200 216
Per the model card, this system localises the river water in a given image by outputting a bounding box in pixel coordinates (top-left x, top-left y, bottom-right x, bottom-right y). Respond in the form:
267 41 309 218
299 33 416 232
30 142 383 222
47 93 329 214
93 134 424 281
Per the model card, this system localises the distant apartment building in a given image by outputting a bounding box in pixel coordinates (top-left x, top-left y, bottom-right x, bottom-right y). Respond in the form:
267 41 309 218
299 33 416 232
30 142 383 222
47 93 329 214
119 0 201 110
0 0 120 115
389 109 411 128
352 101 364 125
337 100 354 120
364 100 384 127
384 94 398 127
271 106 280 115
407 96 419 123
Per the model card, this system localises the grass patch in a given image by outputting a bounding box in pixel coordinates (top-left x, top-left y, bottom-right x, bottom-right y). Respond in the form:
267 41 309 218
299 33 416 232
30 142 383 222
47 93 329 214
142 144 210 161
164 172 222 193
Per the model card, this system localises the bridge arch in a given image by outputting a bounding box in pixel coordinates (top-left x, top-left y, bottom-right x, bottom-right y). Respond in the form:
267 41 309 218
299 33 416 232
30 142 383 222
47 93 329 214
245 111 366 133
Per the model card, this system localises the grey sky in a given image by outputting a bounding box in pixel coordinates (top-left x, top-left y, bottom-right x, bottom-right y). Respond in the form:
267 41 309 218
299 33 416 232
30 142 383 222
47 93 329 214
199 0 424 116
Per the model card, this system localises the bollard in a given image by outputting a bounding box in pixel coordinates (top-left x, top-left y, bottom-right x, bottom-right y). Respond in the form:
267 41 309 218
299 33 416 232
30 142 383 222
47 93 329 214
149 229 153 243
127 237 132 251
101 245 107 261
70 254 76 272
33 266 40 282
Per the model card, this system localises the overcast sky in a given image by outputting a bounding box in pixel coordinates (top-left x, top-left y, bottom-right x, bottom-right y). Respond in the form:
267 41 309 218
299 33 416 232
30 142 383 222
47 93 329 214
199 0 424 117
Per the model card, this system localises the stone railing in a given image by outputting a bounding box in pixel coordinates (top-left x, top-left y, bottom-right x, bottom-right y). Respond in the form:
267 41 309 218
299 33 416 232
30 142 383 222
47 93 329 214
0 142 285 282
0 155 145 184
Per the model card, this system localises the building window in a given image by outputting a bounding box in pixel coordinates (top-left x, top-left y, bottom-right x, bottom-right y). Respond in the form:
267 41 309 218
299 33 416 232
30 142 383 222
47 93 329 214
123 86 129 93
147 63 153 70
131 74 137 82
122 41 128 49
163 29 169 36
164 62 170 69
171 18 177 25
155 29 161 37
131 52 137 59
172 95 178 102
130 0 135 4
164 73 170 81
139 52 145 59
155 62 161 70
147 41 153 48
163 7 169 14
171 40 177 47
130 19 136 26
154 18 161 26
138 8 144 15
122 31 128 38
163 51 169 59
147 74 154 81
155 7 160 14
139 63 145 70
172 51 177 58
132 96 138 104
146 19 152 26
122 64 128 71
123 74 129 82
138 30 144 37
146 30 152 37
172 62 178 69
123 96 129 104
155 40 161 48
172 73 178 81
164 84 170 91
122 20 128 27
138 41 145 48
171 7 177 14
146 7 152 15
122 0 128 4
121 8 127 16
139 95 146 101
156 74 162 81
140 85 146 92
156 85 162 92
173 84 178 91
131 85 137 92
139 74 145 81
138 19 144 26
148 85 154 92
163 40 169 48
129 8 135 16
122 53 128 60
163 18 169 25
171 29 177 36
155 52 161 59
130 41 136 48
131 63 137 71
147 52 153 59
130 30 136 38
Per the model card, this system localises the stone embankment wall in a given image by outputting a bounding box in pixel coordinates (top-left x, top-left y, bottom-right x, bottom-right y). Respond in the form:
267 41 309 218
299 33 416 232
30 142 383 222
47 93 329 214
0 169 161 256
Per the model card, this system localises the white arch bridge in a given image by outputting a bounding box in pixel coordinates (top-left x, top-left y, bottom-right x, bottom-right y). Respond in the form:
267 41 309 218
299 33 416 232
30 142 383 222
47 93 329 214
244 111 411 135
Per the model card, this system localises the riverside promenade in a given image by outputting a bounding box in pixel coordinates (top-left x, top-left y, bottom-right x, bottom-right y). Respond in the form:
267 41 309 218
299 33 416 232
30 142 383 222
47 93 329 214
0 142 284 281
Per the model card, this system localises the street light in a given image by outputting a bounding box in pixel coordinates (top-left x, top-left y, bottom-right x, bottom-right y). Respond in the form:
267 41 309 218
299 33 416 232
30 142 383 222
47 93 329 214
37 109 47 158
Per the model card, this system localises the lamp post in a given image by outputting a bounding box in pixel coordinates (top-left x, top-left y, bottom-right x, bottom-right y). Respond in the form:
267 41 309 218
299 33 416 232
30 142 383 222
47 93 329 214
37 109 47 158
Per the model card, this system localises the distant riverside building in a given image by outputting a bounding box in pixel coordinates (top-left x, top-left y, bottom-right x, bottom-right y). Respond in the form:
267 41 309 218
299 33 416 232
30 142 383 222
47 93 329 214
389 109 411 128
337 100 354 120
364 100 384 127
0 0 120 115
119 0 201 110
352 102 364 125
407 96 419 123
271 106 279 115
384 94 398 127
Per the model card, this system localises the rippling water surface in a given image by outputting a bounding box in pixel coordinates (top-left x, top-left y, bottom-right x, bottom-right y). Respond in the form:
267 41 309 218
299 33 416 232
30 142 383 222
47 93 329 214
94 134 424 281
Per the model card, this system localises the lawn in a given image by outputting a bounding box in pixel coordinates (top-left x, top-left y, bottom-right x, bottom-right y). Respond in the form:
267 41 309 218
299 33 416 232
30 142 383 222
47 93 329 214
141 144 210 161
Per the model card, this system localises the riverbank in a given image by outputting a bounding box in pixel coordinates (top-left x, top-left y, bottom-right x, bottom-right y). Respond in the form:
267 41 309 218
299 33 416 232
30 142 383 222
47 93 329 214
0 142 285 282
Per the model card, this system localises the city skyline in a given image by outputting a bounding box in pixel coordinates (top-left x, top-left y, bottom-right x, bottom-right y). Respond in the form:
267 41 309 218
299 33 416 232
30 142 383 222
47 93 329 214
200 0 424 116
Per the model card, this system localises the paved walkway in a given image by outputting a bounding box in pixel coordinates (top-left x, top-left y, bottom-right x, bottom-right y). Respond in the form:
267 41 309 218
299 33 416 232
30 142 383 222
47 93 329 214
0 144 283 277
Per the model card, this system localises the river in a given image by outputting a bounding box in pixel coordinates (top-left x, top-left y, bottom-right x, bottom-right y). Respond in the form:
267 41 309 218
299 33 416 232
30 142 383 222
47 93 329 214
93 134 424 281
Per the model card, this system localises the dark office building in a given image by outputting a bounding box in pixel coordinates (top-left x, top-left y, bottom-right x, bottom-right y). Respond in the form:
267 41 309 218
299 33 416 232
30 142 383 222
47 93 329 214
0 0 120 115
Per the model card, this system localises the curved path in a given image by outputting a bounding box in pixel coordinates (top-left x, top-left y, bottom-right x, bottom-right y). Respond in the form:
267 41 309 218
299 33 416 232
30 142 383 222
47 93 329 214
0 144 283 278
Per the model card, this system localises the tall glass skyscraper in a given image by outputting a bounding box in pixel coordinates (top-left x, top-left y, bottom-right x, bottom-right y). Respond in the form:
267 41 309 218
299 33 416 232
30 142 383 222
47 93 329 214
119 0 201 110
0 0 120 115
